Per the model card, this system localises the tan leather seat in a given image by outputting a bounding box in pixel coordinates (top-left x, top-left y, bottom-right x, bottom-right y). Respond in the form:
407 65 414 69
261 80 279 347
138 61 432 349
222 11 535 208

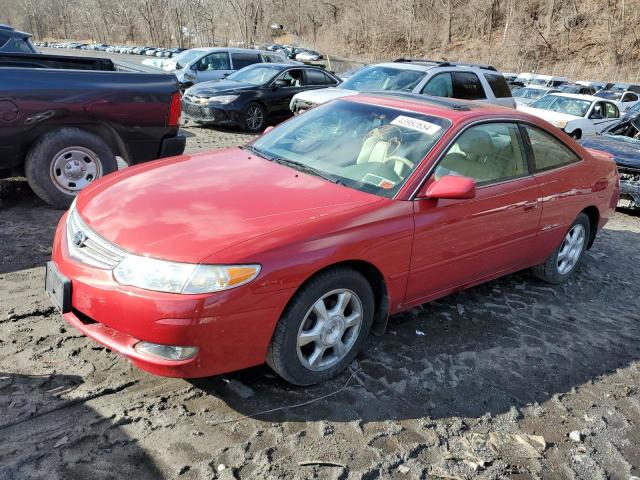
356 131 407 176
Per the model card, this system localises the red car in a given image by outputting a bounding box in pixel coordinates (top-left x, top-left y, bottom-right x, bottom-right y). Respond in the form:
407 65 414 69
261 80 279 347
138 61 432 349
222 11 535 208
46 93 619 385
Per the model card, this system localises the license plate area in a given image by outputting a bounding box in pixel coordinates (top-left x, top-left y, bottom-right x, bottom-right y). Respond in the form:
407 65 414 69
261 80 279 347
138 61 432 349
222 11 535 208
45 261 71 313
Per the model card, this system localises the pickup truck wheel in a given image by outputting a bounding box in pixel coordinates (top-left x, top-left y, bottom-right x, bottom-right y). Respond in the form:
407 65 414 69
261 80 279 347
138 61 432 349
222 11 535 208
266 268 374 385
25 128 117 208
531 213 590 284
241 102 267 133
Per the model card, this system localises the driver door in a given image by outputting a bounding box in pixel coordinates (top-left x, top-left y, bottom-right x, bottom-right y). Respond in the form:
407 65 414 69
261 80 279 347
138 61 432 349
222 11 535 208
406 122 542 304
268 69 308 116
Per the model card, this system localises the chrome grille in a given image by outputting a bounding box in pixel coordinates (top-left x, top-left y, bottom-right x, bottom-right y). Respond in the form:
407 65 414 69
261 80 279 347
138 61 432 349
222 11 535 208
66 208 128 269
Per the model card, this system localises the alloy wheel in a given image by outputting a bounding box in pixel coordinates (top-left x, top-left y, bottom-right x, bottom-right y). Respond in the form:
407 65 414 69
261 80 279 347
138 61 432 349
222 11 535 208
557 224 586 275
246 105 264 131
296 289 363 371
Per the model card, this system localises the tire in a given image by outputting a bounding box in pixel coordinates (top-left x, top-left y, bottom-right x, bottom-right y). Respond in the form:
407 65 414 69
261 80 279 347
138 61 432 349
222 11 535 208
266 268 374 385
25 128 117 209
532 213 590 284
240 102 267 133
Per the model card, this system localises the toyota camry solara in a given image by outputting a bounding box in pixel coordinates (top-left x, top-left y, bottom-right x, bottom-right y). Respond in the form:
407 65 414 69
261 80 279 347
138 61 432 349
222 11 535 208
46 93 619 385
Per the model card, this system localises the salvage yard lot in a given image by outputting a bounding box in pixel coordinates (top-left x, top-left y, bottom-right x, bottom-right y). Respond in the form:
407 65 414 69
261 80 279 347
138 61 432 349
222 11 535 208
1 124 639 479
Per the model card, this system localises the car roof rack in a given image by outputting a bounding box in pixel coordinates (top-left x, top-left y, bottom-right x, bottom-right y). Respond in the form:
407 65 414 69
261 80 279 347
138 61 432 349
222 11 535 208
393 58 497 71
368 91 471 111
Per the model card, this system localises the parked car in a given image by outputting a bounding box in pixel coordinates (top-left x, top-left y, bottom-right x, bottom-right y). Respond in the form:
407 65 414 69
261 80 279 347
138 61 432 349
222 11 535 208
0 24 38 53
557 83 597 95
527 74 570 87
165 47 295 89
579 113 640 210
45 93 617 385
0 52 185 207
594 89 640 112
290 59 515 114
295 49 323 62
519 93 621 138
512 86 560 107
182 63 340 132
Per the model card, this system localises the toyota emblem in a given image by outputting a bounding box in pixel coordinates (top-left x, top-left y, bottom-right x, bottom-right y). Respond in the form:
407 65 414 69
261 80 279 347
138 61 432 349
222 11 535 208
73 230 88 248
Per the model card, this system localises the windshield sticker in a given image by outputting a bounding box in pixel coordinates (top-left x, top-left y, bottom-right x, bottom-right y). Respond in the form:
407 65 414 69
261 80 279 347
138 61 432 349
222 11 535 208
363 173 396 189
391 115 442 135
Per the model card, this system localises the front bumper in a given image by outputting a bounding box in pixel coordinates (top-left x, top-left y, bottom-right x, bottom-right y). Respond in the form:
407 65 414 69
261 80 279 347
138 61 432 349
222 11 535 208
181 99 240 126
49 213 295 378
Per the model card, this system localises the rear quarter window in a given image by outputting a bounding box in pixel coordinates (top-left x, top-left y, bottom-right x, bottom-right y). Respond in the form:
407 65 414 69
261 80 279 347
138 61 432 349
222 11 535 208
484 73 512 98
524 125 581 172
305 69 337 85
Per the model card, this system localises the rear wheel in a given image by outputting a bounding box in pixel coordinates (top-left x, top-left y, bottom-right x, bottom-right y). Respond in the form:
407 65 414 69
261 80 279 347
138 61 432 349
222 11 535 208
25 128 117 208
532 213 590 284
241 102 267 133
267 268 374 385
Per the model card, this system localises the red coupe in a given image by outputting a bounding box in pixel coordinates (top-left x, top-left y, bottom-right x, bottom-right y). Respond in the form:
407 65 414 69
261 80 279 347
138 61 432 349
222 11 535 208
46 93 619 385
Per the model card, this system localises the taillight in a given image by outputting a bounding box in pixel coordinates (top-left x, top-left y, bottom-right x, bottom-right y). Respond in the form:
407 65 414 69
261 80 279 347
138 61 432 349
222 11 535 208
168 91 181 127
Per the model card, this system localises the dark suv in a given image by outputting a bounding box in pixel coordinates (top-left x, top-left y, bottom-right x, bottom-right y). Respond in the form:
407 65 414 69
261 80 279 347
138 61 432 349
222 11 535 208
0 25 38 53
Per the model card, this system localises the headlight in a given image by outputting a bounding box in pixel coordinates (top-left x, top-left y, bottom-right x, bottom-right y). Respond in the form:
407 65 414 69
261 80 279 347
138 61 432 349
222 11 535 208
113 255 260 294
207 95 239 105
554 120 568 129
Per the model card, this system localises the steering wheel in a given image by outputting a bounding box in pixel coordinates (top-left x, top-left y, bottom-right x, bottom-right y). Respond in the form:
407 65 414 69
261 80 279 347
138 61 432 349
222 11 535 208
384 155 415 176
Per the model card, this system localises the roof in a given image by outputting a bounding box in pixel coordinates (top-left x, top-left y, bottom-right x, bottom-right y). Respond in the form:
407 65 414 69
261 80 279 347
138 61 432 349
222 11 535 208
185 47 271 55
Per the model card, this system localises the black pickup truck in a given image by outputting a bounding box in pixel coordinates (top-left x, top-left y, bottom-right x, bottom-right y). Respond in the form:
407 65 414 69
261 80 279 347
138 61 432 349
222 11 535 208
0 52 185 207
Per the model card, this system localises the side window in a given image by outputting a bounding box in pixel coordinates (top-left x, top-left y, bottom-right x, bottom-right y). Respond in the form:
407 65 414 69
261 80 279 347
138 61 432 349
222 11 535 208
231 52 262 70
605 102 619 118
622 92 638 102
304 69 336 85
422 72 453 97
484 73 512 98
452 71 487 100
524 126 580 171
277 69 304 87
434 123 528 185
196 52 230 71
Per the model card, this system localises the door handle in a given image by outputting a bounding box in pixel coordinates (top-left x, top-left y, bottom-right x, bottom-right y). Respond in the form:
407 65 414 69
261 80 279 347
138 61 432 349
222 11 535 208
523 201 537 211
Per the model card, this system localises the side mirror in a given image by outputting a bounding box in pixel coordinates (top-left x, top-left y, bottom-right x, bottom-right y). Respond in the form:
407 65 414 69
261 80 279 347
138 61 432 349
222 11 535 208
418 175 476 200
273 79 288 88
263 126 274 134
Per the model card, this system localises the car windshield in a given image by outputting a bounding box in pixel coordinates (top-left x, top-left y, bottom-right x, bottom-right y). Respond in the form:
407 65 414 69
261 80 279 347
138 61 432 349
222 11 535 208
530 95 592 117
250 100 450 198
340 66 426 92
514 87 548 99
595 90 622 100
174 49 204 69
227 64 281 84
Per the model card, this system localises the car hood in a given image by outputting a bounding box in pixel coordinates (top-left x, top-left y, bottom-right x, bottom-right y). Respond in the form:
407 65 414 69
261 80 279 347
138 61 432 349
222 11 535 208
293 87 358 105
514 97 535 106
186 80 256 96
579 134 640 169
76 148 382 263
518 106 579 124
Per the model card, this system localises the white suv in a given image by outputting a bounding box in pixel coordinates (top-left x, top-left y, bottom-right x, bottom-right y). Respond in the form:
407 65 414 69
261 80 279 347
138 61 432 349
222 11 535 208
290 59 515 113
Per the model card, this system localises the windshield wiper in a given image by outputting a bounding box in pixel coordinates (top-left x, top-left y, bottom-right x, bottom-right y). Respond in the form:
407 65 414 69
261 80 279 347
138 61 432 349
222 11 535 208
242 144 269 159
272 157 342 184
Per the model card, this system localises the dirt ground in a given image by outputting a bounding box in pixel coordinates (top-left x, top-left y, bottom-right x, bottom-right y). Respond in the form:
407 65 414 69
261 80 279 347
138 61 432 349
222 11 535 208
1 124 640 480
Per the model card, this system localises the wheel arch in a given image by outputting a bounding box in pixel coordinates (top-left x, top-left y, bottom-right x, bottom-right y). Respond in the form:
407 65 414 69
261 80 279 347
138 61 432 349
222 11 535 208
580 205 600 249
283 259 390 337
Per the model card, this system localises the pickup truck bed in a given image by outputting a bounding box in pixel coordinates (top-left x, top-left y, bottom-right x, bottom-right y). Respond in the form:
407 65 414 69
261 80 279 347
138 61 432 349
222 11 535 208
0 52 185 207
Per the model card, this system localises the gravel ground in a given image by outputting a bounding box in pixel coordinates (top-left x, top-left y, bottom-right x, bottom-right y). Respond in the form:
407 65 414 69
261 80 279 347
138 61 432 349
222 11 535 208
1 123 640 480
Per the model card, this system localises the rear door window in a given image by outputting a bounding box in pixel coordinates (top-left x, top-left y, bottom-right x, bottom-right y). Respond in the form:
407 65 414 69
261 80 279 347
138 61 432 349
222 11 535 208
484 73 512 98
452 72 486 100
196 52 230 71
422 72 453 97
231 52 262 69
304 69 337 85
605 102 619 118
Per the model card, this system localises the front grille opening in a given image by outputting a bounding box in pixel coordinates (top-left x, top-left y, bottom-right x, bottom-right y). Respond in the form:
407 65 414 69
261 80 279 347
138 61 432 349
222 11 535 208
73 308 98 326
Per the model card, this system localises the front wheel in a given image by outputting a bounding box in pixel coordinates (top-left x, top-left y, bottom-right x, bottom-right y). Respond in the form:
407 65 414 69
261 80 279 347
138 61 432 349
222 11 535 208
241 102 267 133
267 268 374 385
532 213 590 284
